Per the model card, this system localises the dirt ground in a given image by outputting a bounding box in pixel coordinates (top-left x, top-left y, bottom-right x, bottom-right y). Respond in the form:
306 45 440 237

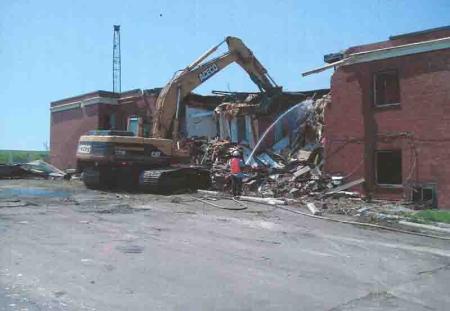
0 179 449 310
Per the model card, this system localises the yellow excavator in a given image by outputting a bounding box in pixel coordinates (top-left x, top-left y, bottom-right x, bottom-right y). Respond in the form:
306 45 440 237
76 36 281 191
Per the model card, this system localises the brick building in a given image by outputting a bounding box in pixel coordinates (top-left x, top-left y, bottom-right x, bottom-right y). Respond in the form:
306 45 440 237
51 87 234 169
308 26 450 208
50 89 160 169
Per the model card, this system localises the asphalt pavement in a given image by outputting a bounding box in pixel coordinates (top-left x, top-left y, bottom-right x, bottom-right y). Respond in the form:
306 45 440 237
0 179 449 310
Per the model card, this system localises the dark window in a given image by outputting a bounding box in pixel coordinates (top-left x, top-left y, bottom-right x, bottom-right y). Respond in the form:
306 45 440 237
237 116 246 143
143 122 151 138
412 185 436 208
374 70 400 106
376 150 402 185
412 186 434 202
101 113 116 130
110 113 116 129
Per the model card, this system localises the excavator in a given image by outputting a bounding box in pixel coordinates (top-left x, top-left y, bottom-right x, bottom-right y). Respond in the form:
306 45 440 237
76 36 281 192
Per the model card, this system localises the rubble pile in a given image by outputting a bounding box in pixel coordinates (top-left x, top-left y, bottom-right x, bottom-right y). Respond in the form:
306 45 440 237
189 94 342 199
321 197 365 215
0 160 68 180
237 145 336 199
197 138 237 166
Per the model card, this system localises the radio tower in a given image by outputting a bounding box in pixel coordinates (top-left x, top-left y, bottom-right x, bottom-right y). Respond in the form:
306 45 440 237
112 25 121 93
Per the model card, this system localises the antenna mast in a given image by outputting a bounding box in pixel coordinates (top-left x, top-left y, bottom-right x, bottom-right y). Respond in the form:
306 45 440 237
113 25 121 93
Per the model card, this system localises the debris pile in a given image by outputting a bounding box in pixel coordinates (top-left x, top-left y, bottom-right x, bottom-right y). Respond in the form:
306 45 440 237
0 160 68 180
188 94 355 199
195 138 237 166
0 164 35 179
248 159 330 198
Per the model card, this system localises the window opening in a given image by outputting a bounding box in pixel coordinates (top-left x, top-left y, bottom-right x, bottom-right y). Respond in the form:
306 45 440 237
374 70 400 106
376 150 402 185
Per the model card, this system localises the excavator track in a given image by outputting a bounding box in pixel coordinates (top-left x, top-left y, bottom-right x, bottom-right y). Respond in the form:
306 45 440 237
81 166 210 193
81 167 140 191
81 167 115 190
139 167 211 193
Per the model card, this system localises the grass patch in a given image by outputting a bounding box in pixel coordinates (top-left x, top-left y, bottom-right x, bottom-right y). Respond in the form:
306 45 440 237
409 210 450 224
0 150 49 164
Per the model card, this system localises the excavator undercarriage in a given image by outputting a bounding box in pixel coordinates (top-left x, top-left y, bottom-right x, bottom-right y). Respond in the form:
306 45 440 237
81 166 210 193
77 131 210 192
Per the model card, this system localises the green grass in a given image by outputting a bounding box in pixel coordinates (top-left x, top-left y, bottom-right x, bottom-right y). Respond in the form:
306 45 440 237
409 210 450 224
0 150 49 164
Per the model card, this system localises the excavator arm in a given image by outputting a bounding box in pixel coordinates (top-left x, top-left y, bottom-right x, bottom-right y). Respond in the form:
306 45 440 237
226 37 279 93
152 36 281 139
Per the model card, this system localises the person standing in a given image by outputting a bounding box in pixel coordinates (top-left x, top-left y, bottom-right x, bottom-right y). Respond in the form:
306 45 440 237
228 150 245 197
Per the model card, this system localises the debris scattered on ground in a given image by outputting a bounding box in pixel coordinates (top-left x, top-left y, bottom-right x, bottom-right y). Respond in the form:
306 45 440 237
0 200 34 208
306 202 321 215
0 160 68 180
323 178 365 197
0 164 38 179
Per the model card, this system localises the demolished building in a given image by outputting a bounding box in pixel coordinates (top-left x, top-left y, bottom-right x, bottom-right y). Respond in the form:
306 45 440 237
304 26 450 209
50 88 328 170
49 27 450 209
50 35 329 176
203 93 331 198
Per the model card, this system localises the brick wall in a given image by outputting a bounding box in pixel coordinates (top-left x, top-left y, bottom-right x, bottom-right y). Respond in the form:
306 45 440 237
50 105 101 169
115 93 157 130
325 47 450 208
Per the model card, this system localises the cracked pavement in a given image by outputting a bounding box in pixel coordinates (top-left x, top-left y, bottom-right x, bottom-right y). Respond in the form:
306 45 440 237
0 179 449 310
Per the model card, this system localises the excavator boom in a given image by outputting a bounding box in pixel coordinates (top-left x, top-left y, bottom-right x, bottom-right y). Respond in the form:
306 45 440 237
152 36 280 139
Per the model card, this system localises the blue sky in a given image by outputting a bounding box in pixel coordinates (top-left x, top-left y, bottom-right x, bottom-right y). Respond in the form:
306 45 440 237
1 0 449 150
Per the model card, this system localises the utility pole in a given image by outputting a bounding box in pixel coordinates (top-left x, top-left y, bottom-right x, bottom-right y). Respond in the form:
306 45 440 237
113 25 121 93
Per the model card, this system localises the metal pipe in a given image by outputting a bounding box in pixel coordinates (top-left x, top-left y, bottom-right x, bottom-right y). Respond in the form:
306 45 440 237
266 73 278 87
186 39 226 71
175 86 181 120
172 86 182 140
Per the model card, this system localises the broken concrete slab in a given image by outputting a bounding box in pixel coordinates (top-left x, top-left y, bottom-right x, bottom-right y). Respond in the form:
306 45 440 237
256 153 285 169
306 202 322 215
239 195 286 206
291 166 311 181
324 178 365 196
296 150 312 162
197 189 223 197
197 190 286 206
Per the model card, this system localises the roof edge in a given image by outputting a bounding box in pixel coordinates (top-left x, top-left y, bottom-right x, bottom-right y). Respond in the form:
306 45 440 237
390 25 450 40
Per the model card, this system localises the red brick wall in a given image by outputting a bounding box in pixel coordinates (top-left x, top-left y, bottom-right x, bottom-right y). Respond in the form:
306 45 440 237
325 48 450 208
50 93 158 170
50 105 100 169
115 93 157 130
